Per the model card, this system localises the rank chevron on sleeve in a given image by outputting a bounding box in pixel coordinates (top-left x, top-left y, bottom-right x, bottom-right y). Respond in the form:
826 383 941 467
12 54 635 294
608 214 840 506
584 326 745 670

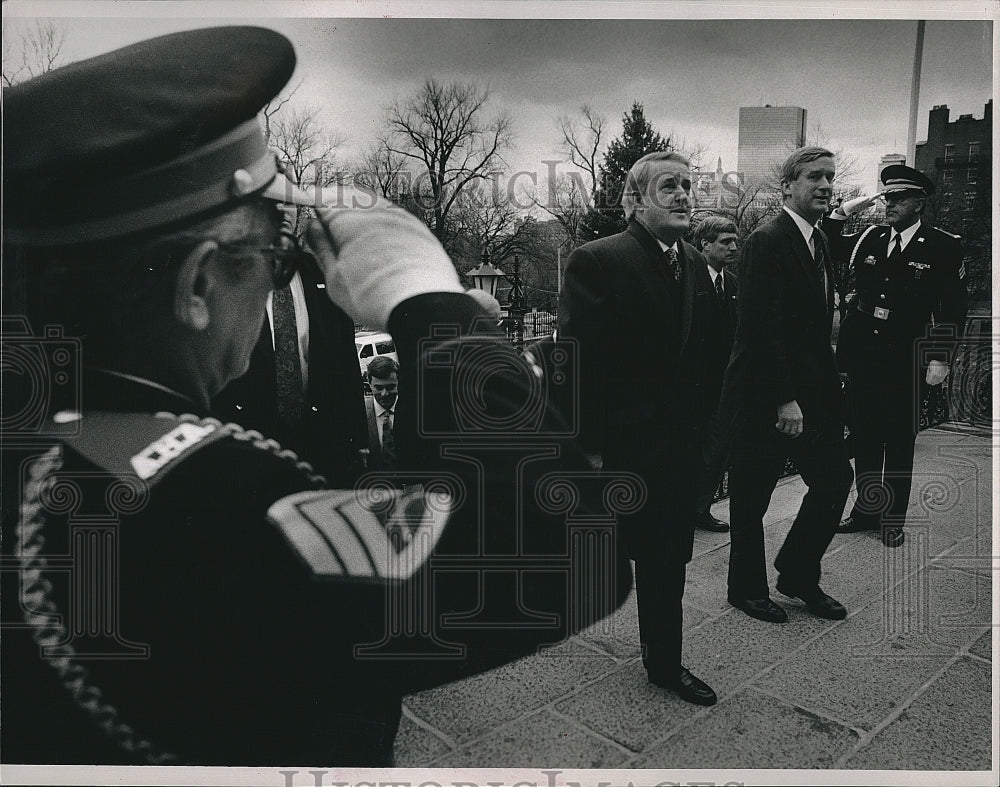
267 487 453 581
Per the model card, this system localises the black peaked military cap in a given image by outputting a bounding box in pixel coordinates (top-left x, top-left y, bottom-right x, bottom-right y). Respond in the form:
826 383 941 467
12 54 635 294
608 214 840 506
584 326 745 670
4 26 316 247
880 164 935 197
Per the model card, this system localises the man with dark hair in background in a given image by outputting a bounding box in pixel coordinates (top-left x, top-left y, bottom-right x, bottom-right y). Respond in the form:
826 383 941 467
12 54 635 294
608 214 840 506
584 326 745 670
364 355 400 472
691 214 740 533
718 146 854 625
560 150 718 707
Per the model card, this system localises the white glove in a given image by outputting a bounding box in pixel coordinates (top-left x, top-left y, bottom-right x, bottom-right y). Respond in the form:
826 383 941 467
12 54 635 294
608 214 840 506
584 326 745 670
926 360 949 386
306 200 463 329
837 194 879 217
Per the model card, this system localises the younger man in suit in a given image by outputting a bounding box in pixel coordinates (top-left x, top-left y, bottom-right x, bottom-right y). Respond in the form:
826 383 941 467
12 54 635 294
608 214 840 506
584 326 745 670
364 355 400 472
718 146 854 625
692 215 740 533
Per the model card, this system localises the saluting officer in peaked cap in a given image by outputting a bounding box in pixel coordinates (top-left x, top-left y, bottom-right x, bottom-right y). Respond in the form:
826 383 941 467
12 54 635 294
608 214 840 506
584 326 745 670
1 25 630 768
824 160 967 549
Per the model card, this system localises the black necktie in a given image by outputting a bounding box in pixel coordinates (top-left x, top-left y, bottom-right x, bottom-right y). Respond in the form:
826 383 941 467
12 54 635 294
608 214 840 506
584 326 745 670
888 234 902 262
381 409 396 467
272 284 303 429
714 273 724 300
665 247 682 282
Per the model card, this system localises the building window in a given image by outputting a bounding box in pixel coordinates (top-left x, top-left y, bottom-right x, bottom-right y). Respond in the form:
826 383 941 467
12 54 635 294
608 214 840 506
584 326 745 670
968 141 980 161
965 190 976 209
944 143 955 162
942 170 954 186
967 168 978 186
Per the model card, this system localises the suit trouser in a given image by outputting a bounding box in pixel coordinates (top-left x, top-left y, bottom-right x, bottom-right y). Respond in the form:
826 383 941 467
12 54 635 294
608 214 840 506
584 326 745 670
696 446 729 517
727 421 853 600
635 558 687 675
847 356 919 528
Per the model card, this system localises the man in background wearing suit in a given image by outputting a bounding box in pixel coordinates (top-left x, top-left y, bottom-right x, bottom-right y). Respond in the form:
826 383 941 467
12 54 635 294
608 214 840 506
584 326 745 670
364 355 400 472
826 165 967 548
692 215 740 533
718 146 854 625
560 151 717 706
212 205 368 487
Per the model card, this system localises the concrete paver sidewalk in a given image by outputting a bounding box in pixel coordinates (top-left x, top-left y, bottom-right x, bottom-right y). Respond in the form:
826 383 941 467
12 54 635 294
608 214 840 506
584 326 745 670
394 427 994 778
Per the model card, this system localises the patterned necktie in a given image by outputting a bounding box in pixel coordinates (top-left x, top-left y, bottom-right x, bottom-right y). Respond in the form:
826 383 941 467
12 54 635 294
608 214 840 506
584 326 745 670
714 273 724 300
381 409 396 467
272 284 304 429
665 246 683 282
888 233 902 262
811 230 827 284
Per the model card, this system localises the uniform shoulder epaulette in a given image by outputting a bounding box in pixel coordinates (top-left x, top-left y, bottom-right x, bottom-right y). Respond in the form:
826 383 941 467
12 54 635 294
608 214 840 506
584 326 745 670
52 410 228 486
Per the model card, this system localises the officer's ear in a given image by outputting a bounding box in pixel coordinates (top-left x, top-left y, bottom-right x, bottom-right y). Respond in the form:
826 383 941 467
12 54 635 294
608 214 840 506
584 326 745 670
173 240 218 331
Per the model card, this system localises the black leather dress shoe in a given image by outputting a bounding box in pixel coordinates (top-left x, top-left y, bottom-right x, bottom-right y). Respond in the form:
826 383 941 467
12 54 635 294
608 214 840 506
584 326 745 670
775 579 847 620
648 667 717 706
696 512 730 532
882 527 905 548
836 516 879 534
729 596 788 623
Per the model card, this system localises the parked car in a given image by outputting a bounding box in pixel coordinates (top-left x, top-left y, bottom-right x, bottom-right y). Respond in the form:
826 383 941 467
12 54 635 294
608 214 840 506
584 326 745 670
355 330 398 376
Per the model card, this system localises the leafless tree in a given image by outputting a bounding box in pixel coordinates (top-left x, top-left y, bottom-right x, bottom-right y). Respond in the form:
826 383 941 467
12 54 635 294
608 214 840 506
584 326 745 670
2 19 66 87
382 78 514 248
557 105 607 199
353 139 409 199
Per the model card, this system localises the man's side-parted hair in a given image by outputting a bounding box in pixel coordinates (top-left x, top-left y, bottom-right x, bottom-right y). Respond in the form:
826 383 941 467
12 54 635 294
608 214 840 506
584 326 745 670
780 146 836 186
693 215 739 250
366 355 399 382
621 150 691 221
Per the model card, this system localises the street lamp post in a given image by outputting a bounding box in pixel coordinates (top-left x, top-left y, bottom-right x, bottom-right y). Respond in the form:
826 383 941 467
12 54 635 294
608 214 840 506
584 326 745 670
466 251 505 299
507 255 526 351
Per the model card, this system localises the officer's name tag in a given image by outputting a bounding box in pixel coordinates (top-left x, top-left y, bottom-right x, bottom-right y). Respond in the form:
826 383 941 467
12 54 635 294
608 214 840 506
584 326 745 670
268 486 452 582
908 261 931 279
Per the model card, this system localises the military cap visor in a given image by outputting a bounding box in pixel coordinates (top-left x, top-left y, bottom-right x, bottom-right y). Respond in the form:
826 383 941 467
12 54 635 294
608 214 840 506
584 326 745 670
880 164 935 197
3 26 313 246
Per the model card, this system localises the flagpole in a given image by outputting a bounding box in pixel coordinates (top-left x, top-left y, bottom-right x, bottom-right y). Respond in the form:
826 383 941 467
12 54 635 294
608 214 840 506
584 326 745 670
907 20 926 165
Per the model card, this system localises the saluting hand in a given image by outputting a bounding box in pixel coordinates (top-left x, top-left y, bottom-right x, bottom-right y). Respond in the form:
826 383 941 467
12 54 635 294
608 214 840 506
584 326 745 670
776 400 804 437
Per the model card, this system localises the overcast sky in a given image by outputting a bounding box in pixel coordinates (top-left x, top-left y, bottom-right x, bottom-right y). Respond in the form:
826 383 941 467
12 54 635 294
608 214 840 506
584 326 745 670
3 1 995 196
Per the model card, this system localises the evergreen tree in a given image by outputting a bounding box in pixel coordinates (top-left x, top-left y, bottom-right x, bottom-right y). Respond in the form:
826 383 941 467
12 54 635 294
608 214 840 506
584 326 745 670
581 102 672 240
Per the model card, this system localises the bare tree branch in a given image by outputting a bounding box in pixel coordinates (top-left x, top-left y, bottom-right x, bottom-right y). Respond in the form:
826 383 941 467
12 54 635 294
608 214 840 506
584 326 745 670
3 20 66 87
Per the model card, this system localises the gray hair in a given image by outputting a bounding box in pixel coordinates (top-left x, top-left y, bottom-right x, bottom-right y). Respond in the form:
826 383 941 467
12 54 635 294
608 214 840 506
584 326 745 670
621 150 691 221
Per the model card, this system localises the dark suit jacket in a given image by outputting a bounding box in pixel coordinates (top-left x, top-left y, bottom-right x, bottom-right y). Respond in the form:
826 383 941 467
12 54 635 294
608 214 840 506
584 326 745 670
701 265 739 415
212 257 368 487
717 209 841 438
363 395 394 471
559 219 714 560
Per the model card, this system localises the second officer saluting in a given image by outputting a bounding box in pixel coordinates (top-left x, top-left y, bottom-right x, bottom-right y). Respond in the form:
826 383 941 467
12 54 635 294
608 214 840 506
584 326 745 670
825 164 968 548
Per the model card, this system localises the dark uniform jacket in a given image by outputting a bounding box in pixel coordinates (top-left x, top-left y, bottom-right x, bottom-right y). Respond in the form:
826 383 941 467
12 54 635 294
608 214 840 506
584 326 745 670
824 215 968 373
212 256 368 488
0 293 631 766
717 209 842 437
559 219 714 561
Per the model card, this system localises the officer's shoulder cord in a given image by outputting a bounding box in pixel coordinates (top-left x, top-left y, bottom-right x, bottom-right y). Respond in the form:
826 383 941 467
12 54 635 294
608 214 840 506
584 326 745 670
847 224 882 274
15 414 325 764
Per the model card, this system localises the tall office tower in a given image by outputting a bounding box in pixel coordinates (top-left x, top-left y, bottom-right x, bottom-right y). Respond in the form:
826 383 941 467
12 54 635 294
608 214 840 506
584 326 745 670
737 105 807 187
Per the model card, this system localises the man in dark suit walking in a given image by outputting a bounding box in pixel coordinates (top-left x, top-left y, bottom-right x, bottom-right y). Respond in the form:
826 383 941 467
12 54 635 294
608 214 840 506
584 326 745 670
560 151 717 706
691 215 740 533
826 165 967 548
364 355 400 472
718 146 854 625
